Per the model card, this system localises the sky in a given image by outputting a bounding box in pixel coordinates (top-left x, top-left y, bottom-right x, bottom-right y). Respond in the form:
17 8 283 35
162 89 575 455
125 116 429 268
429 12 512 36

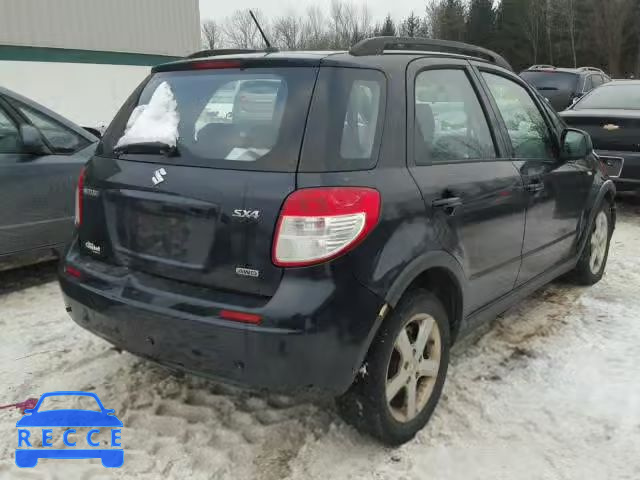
199 0 425 24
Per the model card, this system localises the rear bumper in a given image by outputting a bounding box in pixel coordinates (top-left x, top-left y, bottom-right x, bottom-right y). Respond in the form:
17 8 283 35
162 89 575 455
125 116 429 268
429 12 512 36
59 244 385 395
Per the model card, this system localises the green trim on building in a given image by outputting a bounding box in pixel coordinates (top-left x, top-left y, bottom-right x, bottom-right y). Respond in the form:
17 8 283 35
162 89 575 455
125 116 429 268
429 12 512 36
0 45 181 66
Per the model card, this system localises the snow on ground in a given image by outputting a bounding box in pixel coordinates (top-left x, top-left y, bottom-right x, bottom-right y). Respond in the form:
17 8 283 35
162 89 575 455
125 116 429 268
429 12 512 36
1 199 639 480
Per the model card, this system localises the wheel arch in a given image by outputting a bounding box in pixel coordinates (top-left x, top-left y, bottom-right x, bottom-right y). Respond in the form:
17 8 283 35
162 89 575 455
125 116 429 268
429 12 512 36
384 251 467 344
578 179 616 255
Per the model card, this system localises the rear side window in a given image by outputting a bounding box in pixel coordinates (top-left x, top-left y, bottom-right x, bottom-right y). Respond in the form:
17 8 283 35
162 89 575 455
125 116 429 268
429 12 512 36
300 68 386 172
100 67 318 171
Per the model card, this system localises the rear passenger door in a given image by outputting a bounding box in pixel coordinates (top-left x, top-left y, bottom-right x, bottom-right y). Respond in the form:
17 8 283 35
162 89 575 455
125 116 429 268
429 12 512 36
477 67 593 285
407 58 527 314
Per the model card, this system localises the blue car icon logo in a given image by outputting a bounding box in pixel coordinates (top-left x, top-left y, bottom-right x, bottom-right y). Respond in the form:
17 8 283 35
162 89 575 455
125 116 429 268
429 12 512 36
15 391 123 468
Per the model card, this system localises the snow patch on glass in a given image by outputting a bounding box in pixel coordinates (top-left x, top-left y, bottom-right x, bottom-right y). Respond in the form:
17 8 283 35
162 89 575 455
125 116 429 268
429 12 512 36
116 81 179 148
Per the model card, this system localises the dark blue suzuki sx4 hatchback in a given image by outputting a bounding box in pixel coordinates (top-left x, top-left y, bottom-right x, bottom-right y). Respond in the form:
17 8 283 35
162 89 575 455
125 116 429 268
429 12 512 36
60 37 616 444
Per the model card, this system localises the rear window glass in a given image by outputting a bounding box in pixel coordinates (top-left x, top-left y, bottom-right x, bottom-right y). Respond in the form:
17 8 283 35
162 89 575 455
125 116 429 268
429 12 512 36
100 67 318 171
575 84 640 110
300 68 386 172
520 71 579 92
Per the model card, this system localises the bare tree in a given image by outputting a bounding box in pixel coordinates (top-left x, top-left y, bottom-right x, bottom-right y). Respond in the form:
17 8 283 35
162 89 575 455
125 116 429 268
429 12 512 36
329 1 372 48
544 0 554 65
222 9 270 49
591 0 635 75
523 0 542 64
558 0 578 67
304 6 330 49
201 20 220 49
273 13 305 49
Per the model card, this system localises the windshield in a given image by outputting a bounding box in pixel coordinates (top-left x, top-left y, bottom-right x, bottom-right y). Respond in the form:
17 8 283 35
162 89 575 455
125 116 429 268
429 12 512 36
575 84 640 110
520 71 579 91
100 67 318 171
38 395 101 412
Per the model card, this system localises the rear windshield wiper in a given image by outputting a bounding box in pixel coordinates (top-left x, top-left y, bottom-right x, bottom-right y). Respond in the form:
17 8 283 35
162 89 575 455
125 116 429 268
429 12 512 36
537 87 559 91
113 141 179 158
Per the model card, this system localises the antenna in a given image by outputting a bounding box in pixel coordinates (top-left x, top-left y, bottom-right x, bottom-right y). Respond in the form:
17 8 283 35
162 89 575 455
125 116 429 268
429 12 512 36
249 10 277 52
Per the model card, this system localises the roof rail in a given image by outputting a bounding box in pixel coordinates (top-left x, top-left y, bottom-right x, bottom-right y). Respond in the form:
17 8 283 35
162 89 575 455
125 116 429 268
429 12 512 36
349 37 513 71
186 48 277 59
578 66 605 74
528 64 555 70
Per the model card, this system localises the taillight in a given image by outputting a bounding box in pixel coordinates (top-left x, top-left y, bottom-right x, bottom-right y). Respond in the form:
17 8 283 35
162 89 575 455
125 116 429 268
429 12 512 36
74 167 85 227
272 187 381 267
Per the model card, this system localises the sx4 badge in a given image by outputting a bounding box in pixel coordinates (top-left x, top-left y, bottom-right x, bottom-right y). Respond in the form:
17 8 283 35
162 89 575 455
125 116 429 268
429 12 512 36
15 391 123 468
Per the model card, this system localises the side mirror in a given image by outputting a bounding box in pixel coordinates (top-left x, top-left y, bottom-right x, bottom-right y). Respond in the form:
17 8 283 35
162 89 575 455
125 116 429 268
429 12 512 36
104 409 115 415
83 127 102 139
561 128 592 161
19 125 47 155
23 409 34 415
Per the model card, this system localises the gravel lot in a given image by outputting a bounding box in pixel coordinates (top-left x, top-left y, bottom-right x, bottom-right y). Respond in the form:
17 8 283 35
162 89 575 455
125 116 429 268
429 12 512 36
1 198 639 480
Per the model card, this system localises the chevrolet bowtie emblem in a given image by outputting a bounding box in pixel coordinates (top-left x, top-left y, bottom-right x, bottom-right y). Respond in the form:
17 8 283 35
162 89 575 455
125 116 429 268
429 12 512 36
603 124 620 131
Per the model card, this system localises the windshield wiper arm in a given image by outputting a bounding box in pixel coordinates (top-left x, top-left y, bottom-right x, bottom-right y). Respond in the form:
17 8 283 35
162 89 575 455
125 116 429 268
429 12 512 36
113 141 179 158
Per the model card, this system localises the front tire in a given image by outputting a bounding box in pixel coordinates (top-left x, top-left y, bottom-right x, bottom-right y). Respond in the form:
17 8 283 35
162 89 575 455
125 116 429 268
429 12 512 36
337 290 450 445
572 202 613 285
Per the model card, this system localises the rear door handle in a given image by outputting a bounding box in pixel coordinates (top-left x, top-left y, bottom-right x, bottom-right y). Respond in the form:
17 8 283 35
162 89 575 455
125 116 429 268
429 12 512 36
432 197 463 209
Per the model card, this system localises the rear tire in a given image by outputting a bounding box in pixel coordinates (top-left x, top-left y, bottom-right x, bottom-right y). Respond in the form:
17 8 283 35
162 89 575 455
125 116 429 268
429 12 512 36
337 290 450 445
572 201 613 285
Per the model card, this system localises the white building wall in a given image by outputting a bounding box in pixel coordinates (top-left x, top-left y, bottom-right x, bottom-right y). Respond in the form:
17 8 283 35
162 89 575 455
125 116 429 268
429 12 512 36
0 0 200 56
2 61 151 129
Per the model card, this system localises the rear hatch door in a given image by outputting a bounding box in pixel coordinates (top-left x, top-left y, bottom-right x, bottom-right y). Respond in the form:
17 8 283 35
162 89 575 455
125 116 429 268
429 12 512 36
80 62 319 297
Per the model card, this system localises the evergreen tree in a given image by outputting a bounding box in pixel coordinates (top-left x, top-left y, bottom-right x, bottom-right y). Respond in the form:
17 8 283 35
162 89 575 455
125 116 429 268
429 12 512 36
439 0 466 41
380 14 396 36
466 0 496 49
495 0 530 71
400 12 422 38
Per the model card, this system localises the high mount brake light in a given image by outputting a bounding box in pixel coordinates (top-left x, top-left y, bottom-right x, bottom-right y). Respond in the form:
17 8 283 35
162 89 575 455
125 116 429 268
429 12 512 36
272 187 381 267
74 167 85 227
190 60 243 70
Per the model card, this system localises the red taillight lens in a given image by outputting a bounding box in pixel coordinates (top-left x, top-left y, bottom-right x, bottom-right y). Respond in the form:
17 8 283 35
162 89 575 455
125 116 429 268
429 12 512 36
74 167 85 227
272 187 381 267
64 265 82 278
219 309 262 325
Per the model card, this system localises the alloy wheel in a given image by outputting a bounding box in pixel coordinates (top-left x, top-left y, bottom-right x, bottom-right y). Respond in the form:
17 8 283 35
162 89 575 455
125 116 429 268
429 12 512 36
589 210 609 275
385 313 441 423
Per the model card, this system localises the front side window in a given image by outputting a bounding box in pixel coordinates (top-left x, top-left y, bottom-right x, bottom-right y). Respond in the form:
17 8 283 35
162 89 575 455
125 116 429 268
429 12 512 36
414 69 496 165
583 76 595 92
483 72 555 159
0 106 20 154
16 103 88 154
592 75 604 88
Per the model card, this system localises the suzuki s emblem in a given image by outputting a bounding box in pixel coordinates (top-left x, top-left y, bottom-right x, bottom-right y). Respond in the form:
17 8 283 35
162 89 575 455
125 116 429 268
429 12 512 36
152 168 167 185
603 124 620 131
